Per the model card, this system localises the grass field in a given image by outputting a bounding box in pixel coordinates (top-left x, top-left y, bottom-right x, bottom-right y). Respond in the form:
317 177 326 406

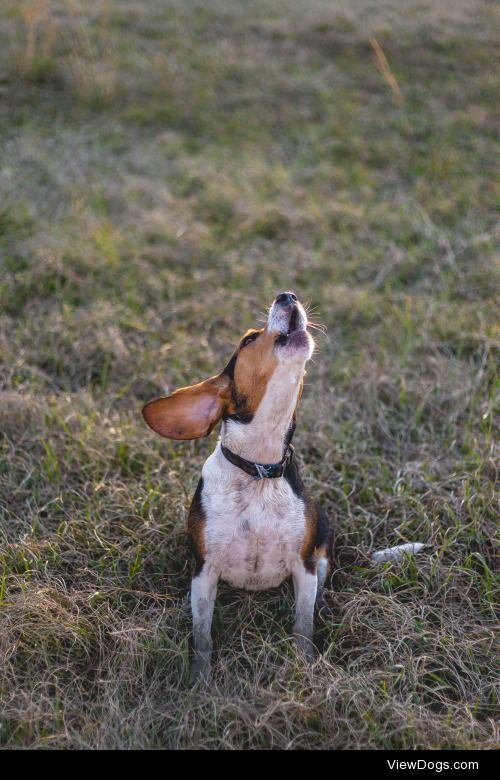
1 0 499 749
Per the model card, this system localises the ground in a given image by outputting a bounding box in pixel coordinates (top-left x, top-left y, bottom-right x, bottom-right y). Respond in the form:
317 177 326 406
0 0 498 749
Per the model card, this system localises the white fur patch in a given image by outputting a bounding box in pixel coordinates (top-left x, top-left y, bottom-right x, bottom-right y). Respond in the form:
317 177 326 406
201 447 307 590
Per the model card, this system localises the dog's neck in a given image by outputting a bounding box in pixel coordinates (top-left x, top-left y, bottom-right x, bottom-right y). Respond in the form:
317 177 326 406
220 365 304 464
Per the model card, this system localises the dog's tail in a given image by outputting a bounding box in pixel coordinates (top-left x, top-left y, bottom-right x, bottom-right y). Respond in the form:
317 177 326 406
323 539 428 612
331 536 428 572
370 542 427 563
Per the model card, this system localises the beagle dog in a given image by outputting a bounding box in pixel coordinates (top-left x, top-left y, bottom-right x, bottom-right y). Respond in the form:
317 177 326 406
142 292 424 680
142 292 331 678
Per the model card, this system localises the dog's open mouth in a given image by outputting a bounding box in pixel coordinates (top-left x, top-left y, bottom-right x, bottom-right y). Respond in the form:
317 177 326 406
275 307 304 346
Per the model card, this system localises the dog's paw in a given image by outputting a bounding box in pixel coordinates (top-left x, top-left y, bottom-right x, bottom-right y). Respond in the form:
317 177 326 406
293 632 316 663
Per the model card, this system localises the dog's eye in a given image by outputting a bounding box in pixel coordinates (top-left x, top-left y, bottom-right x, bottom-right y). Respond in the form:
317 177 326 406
241 332 259 348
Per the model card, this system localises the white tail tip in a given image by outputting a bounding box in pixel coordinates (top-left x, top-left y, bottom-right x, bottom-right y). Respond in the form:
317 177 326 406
371 542 426 563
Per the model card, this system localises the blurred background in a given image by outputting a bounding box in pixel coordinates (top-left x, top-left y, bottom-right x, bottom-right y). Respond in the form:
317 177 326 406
0 0 498 750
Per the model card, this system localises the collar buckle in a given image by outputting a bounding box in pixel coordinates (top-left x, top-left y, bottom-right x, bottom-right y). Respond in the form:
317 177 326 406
252 445 294 479
253 463 269 480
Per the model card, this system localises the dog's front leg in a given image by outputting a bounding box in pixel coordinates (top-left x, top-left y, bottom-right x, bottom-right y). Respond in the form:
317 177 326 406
292 562 317 662
190 563 219 683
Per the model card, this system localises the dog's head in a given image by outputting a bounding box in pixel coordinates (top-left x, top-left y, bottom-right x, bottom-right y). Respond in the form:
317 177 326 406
142 292 314 445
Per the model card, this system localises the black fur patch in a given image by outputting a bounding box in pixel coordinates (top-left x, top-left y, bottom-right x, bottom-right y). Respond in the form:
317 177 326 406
223 351 238 380
283 457 306 499
224 412 254 424
223 387 254 424
304 556 317 575
314 502 334 554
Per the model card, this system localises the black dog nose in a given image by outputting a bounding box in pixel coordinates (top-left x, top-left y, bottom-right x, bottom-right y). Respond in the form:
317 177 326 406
275 291 298 305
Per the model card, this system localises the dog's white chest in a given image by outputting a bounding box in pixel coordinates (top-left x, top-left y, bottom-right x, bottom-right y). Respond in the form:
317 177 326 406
201 453 306 590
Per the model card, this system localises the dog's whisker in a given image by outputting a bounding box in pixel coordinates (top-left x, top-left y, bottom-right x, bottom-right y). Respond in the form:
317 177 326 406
307 322 328 334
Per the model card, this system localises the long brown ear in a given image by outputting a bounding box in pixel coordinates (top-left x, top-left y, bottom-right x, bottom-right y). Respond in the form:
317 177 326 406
142 374 230 440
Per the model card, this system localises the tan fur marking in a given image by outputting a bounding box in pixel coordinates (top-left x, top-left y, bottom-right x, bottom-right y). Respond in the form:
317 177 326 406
232 329 278 415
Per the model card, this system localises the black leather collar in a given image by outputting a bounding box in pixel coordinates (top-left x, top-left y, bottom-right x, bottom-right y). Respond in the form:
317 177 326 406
220 443 294 479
